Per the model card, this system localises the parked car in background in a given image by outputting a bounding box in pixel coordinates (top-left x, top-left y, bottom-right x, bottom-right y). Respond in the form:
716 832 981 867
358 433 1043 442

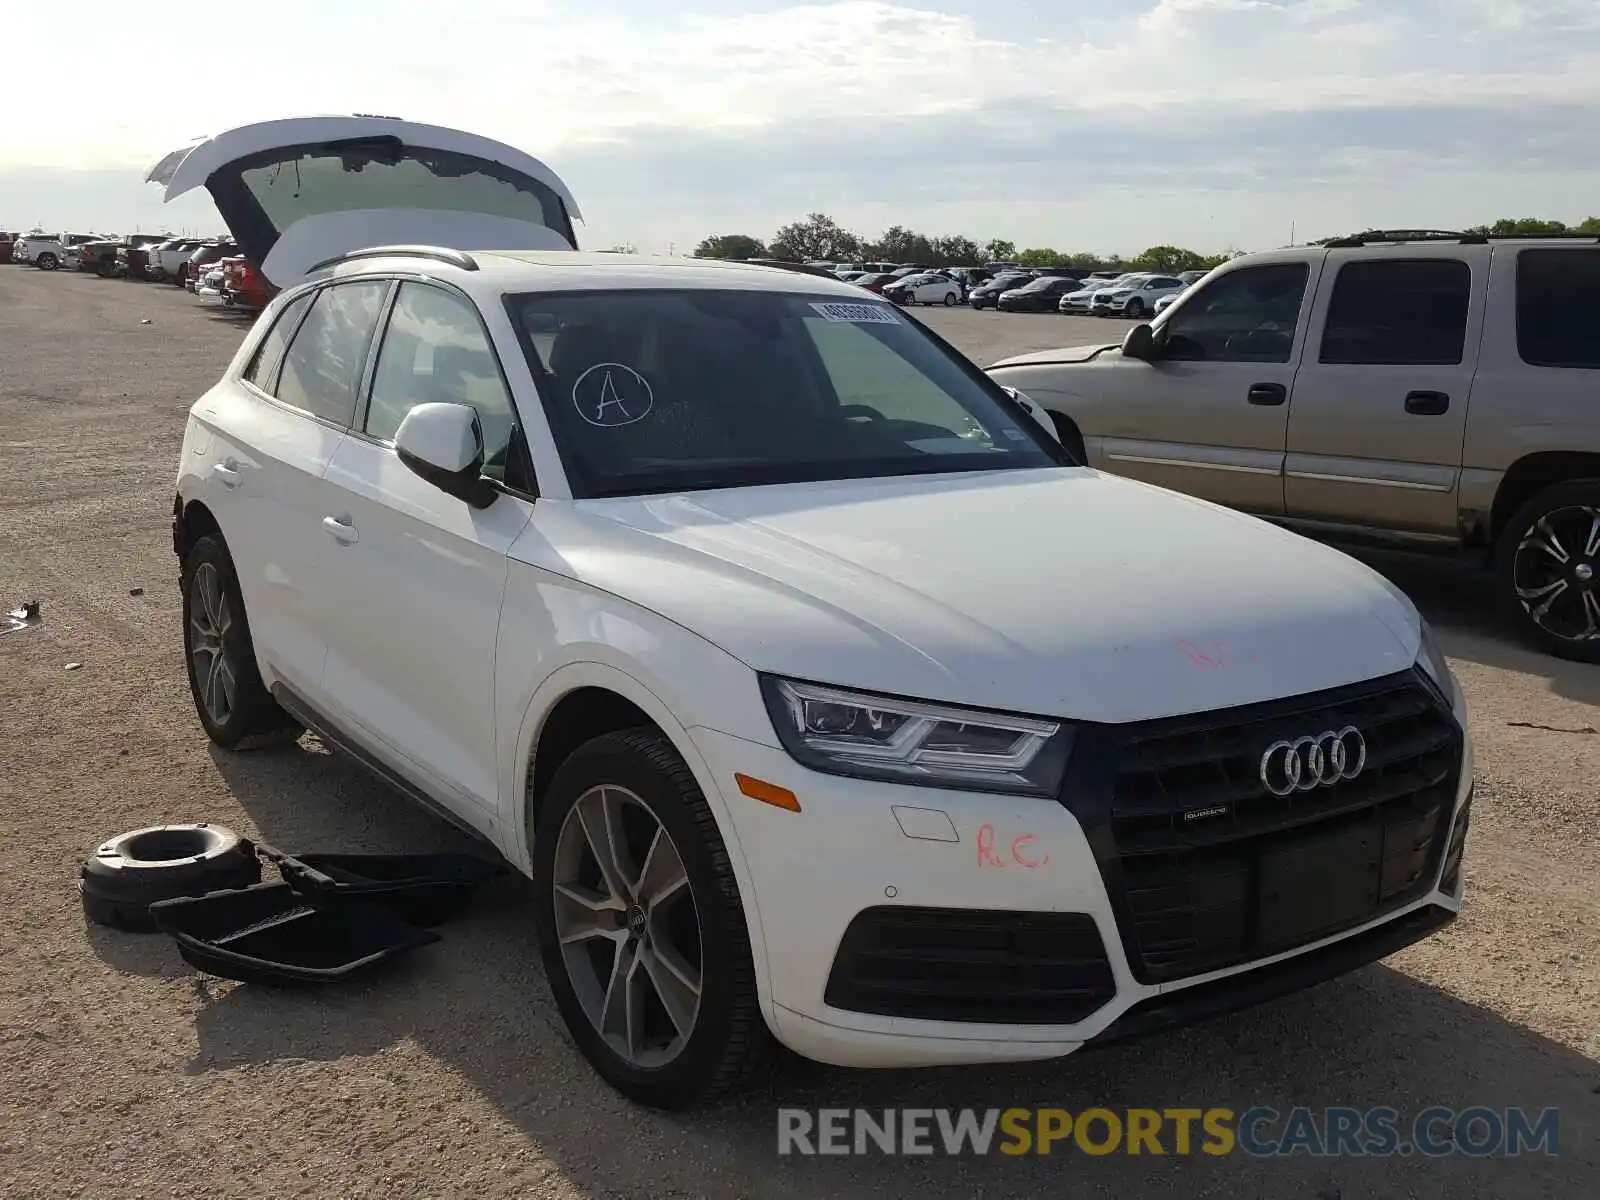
984 260 1024 272
0 232 13 265
180 240 237 290
998 274 1082 312
149 237 204 281
885 272 963 307
219 255 276 311
987 232 1600 660
1059 273 1145 313
121 234 172 280
1090 275 1188 318
851 271 899 295
967 271 1035 309
78 238 126 276
15 231 100 271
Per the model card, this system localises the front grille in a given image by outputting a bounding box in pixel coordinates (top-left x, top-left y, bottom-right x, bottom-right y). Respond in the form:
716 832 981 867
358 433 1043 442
1075 670 1461 985
825 907 1117 1024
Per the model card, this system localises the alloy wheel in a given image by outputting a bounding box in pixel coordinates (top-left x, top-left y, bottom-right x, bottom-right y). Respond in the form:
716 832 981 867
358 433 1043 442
551 784 704 1069
1512 504 1600 643
188 562 237 726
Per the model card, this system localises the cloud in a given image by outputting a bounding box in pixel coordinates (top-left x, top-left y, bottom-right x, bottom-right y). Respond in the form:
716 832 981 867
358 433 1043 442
2 0 1598 252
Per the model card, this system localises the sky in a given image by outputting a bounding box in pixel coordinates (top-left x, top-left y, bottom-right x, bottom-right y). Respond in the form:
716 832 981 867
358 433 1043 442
3 0 1599 256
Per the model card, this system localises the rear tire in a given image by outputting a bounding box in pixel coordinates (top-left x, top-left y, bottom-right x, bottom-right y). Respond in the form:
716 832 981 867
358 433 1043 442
181 534 302 748
36 252 58 271
532 729 770 1110
1494 479 1600 663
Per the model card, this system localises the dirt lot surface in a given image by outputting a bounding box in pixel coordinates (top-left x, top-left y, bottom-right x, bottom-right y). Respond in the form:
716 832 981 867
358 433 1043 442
1 268 1596 1199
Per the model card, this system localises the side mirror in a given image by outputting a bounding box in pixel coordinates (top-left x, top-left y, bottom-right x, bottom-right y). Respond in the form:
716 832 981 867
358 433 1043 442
1121 323 1158 362
394 402 498 509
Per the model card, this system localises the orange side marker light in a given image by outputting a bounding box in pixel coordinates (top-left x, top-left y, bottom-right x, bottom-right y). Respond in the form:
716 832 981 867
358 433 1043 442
736 773 801 812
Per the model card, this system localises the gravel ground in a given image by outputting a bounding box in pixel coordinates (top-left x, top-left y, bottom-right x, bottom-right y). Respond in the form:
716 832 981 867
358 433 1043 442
0 268 1595 1199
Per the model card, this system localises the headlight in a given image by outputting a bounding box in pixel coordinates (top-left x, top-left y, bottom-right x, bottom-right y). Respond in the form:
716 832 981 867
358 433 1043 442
1415 617 1454 702
759 676 1075 796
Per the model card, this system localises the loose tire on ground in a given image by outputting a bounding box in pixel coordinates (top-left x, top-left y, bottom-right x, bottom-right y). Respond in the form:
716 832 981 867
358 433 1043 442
81 823 262 932
181 533 302 748
531 728 770 1110
1494 478 1600 663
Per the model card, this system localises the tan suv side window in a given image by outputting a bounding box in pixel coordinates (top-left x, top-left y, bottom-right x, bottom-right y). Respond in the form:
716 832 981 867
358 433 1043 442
1160 264 1309 363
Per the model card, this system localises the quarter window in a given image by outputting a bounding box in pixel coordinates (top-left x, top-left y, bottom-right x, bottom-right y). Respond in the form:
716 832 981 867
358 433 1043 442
1319 259 1471 366
1516 248 1600 369
367 283 523 482
242 291 313 391
1159 263 1309 363
275 281 389 426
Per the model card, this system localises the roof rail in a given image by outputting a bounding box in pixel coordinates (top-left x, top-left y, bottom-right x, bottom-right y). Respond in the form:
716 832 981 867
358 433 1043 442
306 245 479 274
1320 229 1600 248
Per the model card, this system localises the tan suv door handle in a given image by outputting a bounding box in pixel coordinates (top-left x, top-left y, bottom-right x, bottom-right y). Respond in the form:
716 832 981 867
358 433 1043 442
1247 383 1287 406
1405 390 1450 415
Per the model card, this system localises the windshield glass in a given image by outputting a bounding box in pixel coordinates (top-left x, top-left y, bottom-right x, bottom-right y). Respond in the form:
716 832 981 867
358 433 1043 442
509 289 1063 498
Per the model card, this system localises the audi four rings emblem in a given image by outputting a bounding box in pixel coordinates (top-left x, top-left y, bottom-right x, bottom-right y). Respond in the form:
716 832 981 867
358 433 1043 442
1259 726 1367 796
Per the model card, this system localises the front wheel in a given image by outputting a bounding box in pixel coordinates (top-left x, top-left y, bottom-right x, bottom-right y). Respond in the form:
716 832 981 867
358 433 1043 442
1494 479 1600 662
35 252 58 271
943 291 957 306
1125 298 1145 318
533 729 768 1109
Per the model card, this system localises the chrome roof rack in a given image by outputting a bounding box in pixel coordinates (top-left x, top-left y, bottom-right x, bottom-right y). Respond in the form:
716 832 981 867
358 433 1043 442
306 245 479 273
1320 229 1600 248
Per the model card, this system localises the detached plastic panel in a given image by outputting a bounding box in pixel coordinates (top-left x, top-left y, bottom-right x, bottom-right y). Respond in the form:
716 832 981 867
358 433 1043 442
276 853 507 926
150 883 439 985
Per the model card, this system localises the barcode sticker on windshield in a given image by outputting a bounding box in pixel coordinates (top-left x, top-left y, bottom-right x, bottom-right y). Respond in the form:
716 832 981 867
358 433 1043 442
810 302 901 325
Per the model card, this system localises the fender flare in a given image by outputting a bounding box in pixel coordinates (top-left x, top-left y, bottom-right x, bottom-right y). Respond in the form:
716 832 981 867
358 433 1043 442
509 660 777 1021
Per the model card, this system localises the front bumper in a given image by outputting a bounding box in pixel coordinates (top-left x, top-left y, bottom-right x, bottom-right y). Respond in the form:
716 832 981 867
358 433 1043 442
690 673 1471 1069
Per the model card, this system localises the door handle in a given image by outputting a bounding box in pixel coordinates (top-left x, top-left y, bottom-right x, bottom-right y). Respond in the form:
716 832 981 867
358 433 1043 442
321 515 359 545
1247 383 1287 406
213 461 241 489
1405 390 1450 415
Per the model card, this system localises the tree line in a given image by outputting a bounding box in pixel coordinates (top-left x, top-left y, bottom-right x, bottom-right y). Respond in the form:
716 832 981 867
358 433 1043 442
693 213 1600 274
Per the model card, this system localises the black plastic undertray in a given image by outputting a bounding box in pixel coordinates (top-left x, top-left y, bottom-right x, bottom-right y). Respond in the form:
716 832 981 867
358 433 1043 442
271 852 507 927
149 882 440 986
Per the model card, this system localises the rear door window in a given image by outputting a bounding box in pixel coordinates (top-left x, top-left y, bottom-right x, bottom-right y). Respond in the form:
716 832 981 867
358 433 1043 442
243 291 314 391
1318 259 1471 366
1516 248 1600 369
274 280 390 426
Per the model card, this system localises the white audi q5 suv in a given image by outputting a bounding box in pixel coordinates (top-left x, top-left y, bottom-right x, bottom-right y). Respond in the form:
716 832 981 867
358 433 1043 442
165 116 1473 1111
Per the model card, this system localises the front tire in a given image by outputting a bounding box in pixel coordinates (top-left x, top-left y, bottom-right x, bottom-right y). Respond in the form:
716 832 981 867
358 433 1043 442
943 291 957 306
36 252 58 271
532 729 769 1110
1125 298 1145 318
181 534 302 747
1495 480 1600 662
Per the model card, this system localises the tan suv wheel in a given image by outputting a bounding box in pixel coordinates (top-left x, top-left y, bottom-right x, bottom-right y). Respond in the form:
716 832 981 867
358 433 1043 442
1495 480 1600 663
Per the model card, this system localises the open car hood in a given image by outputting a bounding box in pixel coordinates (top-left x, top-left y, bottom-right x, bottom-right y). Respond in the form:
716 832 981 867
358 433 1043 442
145 115 583 288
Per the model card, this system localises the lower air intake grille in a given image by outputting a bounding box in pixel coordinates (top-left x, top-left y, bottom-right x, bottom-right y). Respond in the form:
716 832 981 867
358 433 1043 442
825 907 1117 1025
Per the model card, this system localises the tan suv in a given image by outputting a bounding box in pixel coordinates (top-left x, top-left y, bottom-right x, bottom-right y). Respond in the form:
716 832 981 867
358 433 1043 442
987 231 1600 661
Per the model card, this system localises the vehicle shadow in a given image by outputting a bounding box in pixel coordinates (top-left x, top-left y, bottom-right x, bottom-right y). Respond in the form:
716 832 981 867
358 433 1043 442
203 741 1597 1199
1333 544 1600 708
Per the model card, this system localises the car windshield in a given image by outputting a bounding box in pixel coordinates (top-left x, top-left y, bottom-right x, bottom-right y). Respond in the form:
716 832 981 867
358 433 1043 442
1018 277 1058 291
508 288 1062 498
